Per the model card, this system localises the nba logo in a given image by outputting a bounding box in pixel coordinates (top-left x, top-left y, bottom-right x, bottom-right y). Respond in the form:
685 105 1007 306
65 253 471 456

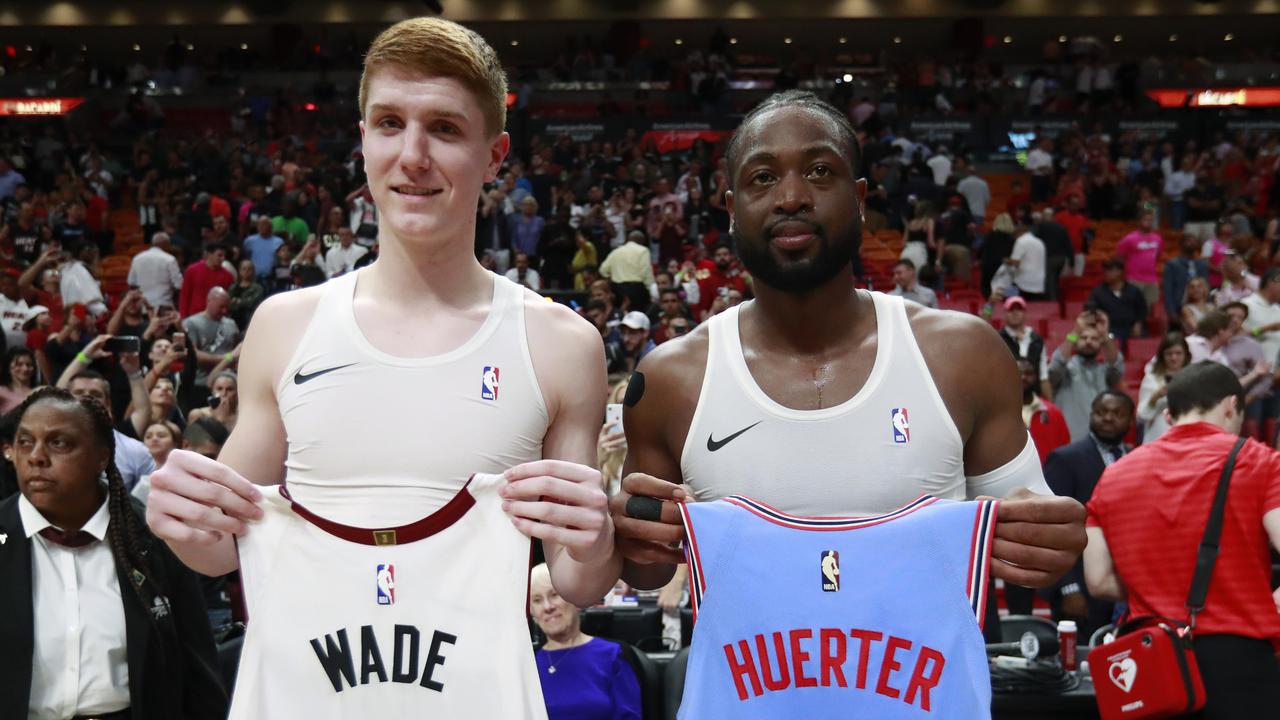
820 550 840 592
376 564 396 606
890 407 911 444
481 366 499 401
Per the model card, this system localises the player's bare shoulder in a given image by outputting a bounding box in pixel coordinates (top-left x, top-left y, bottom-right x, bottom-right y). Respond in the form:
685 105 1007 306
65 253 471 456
635 320 710 400
520 285 602 357
904 302 1010 365
903 302 1019 425
239 285 328 388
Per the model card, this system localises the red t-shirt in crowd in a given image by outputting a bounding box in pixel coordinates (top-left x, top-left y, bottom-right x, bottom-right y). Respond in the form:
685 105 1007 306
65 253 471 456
29 289 65 332
179 261 234 317
1087 422 1280 647
1054 210 1090 255
694 261 749 315
1027 398 1071 465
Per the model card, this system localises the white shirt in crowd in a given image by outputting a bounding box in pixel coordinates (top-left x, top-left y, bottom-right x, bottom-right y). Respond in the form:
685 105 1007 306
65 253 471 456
322 243 368 278
926 153 952 186
0 292 30 349
1164 170 1196 201
1243 293 1280 364
19 494 131 720
127 246 183 309
1025 148 1053 176
505 267 541 290
60 261 107 316
1012 231 1047 294
956 175 991 220
1028 77 1047 107
1076 65 1094 94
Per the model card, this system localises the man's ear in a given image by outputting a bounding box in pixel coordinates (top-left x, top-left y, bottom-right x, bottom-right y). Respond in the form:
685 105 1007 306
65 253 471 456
486 132 511 184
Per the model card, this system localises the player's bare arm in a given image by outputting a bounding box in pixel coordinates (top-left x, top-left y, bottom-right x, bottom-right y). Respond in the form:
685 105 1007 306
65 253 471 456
609 328 707 589
911 306 1088 588
146 287 322 576
502 293 621 606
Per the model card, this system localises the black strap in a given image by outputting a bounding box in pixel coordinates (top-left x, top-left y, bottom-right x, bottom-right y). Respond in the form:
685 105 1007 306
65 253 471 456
1186 436 1248 627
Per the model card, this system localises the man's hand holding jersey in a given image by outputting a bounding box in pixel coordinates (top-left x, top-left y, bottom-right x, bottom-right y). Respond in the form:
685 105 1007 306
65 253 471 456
501 459 615 565
609 472 687 566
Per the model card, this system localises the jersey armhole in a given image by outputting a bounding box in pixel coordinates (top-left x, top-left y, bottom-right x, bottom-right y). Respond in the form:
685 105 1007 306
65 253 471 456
966 500 999 631
679 501 706 622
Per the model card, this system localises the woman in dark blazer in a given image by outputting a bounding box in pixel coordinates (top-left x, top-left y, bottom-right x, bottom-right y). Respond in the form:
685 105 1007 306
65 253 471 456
0 386 226 719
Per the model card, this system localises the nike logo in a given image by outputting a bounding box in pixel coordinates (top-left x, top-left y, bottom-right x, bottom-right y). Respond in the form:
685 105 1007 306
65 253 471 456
293 363 357 385
707 421 762 452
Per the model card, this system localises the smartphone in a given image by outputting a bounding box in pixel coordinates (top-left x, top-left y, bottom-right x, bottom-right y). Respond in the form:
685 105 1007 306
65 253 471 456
207 395 222 410
605 403 624 434
104 336 141 354
172 333 187 354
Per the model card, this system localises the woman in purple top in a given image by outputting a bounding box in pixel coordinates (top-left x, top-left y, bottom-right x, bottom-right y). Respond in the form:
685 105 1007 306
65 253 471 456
530 564 642 720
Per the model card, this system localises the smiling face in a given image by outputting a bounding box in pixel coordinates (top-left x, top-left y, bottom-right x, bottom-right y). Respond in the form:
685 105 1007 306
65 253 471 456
9 352 33 386
726 105 864 294
529 566 579 641
359 68 509 252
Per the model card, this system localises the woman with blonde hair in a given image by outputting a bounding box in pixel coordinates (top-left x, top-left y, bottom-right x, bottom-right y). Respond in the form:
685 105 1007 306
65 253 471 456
901 200 937 282
1180 276 1213 334
981 212 1018 297
529 563 641 719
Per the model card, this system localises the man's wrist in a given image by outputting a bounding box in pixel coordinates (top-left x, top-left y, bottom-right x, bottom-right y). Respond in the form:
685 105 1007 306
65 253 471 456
127 369 144 380
75 351 89 365
1065 333 1079 344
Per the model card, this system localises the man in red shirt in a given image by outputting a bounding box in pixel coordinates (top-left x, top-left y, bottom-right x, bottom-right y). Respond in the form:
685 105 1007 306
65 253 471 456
1019 358 1070 464
1054 194 1091 276
1085 362 1280 717
694 243 749 319
179 243 233 318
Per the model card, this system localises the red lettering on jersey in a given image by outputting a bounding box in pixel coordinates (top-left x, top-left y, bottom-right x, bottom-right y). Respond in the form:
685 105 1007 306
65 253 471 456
789 629 817 688
756 632 791 692
819 628 848 688
724 640 763 700
876 635 913 700
904 645 946 711
849 629 884 689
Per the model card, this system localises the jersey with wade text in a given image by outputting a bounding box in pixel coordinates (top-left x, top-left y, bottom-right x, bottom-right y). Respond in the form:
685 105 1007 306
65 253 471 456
229 474 546 719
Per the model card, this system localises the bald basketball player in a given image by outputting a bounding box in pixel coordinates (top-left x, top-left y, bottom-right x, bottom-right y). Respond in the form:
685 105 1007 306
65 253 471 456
145 18 617 605
611 91 1086 592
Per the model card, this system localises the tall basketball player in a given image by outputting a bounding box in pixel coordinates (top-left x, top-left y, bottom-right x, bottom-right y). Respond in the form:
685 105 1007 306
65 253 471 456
610 91 1086 592
145 18 616 716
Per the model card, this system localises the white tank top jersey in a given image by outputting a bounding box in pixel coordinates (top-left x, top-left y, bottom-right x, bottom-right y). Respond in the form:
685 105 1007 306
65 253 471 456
681 292 969 516
229 269 550 718
275 269 548 527
229 475 546 719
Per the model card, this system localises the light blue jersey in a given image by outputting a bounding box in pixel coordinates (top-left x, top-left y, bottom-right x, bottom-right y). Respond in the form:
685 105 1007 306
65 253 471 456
679 495 998 718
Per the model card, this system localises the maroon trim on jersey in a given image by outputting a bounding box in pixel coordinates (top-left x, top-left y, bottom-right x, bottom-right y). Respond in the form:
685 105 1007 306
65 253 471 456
280 477 476 546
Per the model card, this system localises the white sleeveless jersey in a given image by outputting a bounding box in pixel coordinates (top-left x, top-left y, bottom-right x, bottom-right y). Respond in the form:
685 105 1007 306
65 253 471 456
681 292 967 516
276 269 548 527
229 475 547 719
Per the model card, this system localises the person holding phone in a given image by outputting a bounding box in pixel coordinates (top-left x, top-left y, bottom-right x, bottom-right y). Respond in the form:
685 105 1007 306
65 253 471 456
56 334 151 440
186 370 239 434
1049 310 1126 441
180 288 240 389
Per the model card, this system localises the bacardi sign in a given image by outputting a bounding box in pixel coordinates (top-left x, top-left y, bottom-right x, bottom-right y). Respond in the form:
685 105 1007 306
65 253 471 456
0 98 85 116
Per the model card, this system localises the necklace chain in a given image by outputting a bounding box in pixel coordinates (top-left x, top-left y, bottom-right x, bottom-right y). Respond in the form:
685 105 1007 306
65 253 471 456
543 635 588 675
